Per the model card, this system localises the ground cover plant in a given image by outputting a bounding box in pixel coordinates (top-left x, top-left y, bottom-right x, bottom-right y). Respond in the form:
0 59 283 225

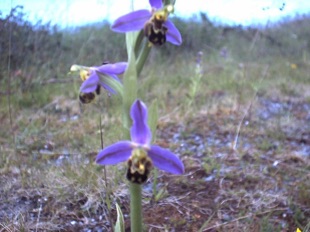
0 3 310 232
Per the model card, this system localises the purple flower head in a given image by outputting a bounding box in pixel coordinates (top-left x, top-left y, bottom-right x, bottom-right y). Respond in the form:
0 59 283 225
96 99 184 183
71 62 127 104
111 0 182 46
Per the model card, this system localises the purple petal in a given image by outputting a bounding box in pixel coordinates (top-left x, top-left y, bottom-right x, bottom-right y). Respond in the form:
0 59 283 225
111 10 151 32
148 145 184 174
165 20 182 45
149 0 162 9
130 100 152 145
97 62 127 75
96 141 132 165
80 73 99 93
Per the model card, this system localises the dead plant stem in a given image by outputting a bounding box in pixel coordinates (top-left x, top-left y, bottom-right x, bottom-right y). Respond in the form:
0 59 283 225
233 65 269 150
202 207 288 231
99 100 114 231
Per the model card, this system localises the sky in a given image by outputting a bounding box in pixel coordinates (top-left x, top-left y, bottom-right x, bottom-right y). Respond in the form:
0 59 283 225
1 0 310 28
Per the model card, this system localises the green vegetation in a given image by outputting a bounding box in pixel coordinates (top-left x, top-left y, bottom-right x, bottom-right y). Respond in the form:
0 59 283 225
0 6 309 232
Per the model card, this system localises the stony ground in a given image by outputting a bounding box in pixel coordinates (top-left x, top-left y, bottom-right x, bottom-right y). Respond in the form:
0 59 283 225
0 87 309 232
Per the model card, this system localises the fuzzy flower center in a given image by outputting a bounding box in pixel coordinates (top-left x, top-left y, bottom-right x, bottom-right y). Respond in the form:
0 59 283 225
143 4 175 46
126 148 153 184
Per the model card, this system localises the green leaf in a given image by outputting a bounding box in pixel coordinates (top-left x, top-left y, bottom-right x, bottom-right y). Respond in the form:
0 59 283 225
114 202 125 232
148 99 159 198
148 99 158 143
154 187 168 202
135 40 151 76
122 32 138 136
198 212 215 232
126 31 139 62
152 167 159 199
134 30 145 57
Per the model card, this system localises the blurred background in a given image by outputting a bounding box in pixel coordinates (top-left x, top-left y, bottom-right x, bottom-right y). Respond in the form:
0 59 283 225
1 0 309 76
1 0 310 106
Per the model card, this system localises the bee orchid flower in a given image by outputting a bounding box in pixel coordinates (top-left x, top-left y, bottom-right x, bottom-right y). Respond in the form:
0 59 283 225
111 0 182 46
70 62 127 103
96 99 184 183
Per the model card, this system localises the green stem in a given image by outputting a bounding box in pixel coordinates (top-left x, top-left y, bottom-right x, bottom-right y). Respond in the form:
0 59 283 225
123 30 152 232
130 183 142 232
123 32 142 231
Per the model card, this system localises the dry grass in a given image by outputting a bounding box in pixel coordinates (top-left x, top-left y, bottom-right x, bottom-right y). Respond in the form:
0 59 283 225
1 58 309 232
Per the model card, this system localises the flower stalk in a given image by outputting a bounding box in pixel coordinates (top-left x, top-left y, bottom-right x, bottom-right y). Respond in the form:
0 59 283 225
124 32 141 231
130 183 143 232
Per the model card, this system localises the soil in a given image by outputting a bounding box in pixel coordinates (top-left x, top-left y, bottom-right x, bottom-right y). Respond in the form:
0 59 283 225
0 94 309 232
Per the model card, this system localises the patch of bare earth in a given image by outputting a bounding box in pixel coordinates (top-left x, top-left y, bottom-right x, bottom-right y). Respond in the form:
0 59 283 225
0 94 309 231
